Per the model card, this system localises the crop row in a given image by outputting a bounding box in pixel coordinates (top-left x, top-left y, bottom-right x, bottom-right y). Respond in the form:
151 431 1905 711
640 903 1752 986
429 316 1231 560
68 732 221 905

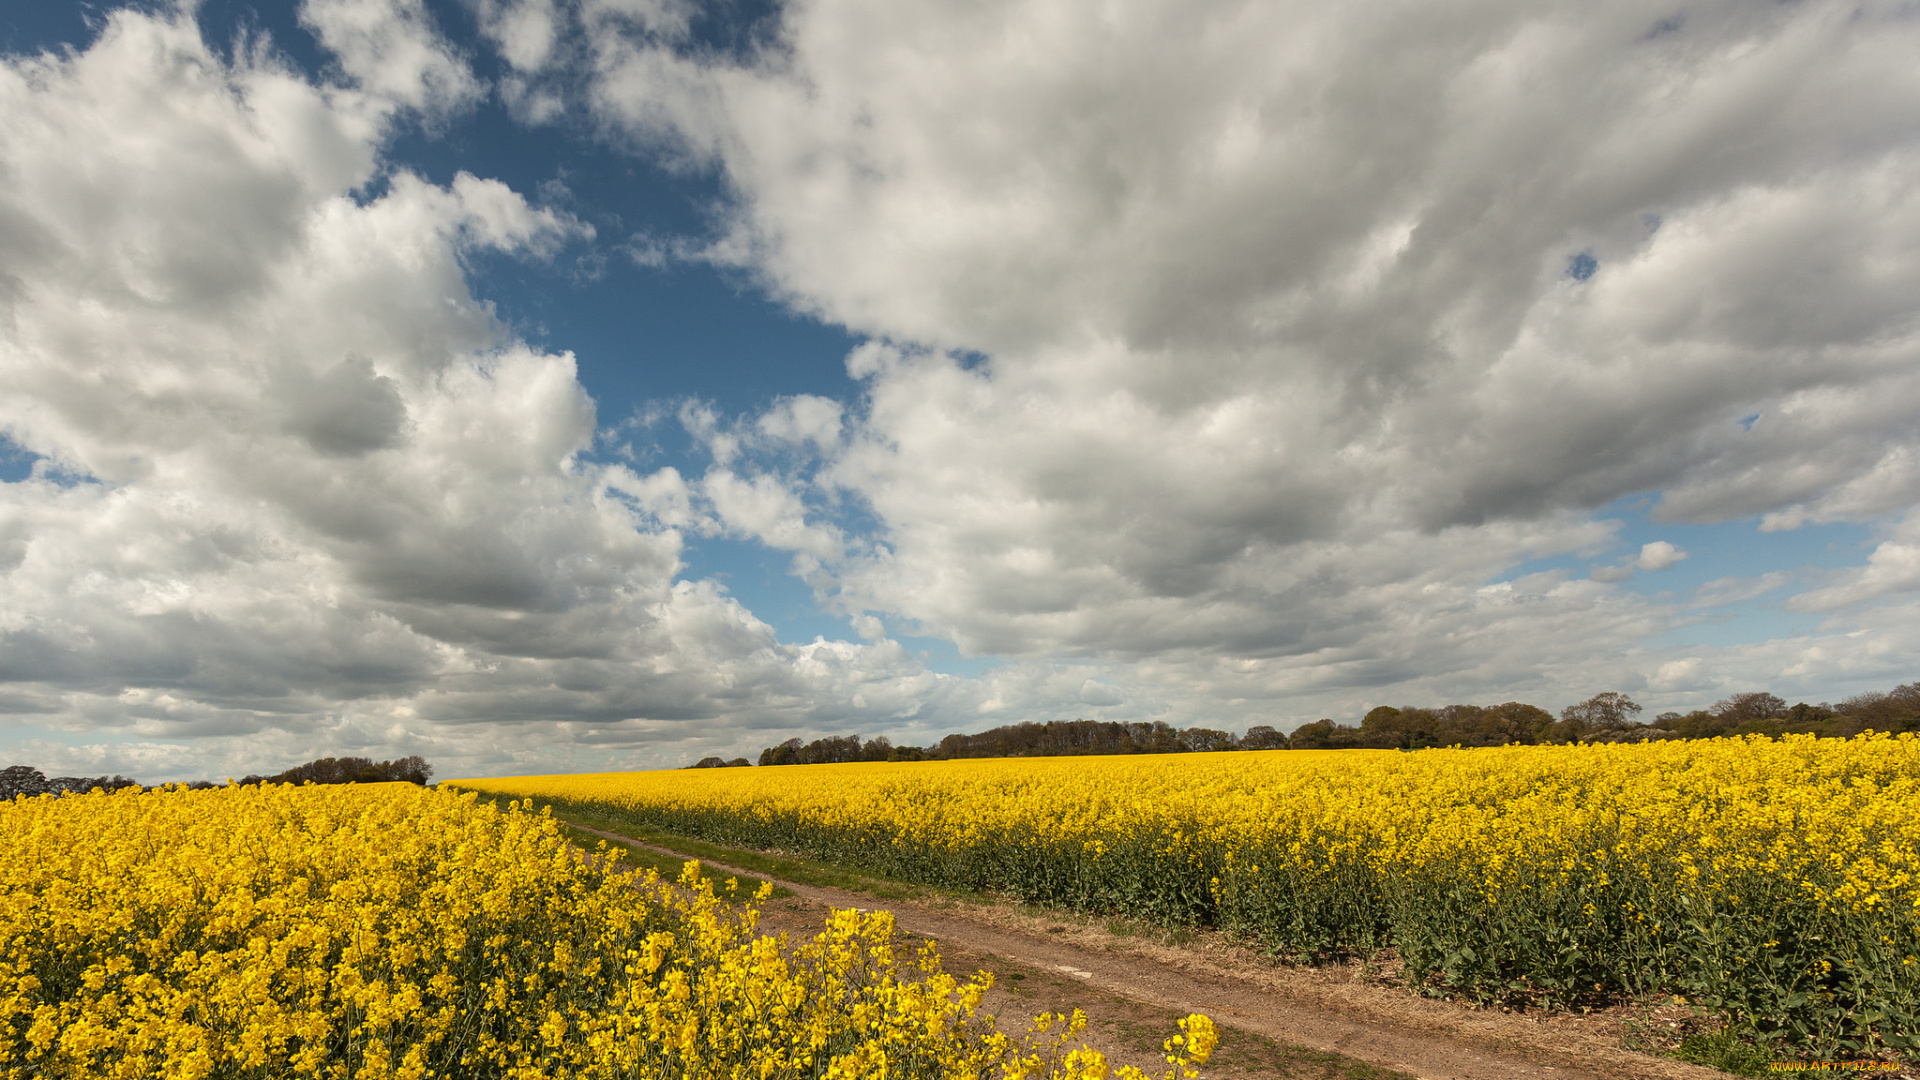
452 735 1920 1061
0 782 1213 1079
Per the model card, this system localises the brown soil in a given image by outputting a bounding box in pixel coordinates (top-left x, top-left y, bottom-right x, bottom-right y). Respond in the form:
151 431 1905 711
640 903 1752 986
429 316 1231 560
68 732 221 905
568 823 1764 1080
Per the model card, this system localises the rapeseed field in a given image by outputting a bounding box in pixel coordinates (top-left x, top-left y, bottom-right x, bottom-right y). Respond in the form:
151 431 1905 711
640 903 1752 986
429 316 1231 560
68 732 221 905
453 735 1920 1061
0 782 1214 1079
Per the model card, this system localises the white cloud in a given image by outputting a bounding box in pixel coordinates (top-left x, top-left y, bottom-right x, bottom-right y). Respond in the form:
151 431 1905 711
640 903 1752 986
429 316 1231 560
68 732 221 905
1694 571 1791 608
472 0 562 74
301 0 481 116
11 0 1920 779
1788 513 1920 612
755 395 844 452
1648 658 1708 694
1635 541 1687 571
0 4 968 780
572 0 1920 710
701 468 844 562
1077 679 1126 707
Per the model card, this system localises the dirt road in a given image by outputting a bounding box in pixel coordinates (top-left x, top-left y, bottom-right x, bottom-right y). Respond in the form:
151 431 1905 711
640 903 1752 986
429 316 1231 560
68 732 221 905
569 822 1733 1080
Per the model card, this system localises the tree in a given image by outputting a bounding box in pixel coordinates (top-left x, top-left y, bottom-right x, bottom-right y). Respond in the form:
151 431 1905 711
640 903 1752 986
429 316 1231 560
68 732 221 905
1479 702 1555 745
260 756 432 785
1177 728 1238 753
759 738 803 767
1838 683 1920 734
1712 692 1788 725
1288 719 1364 749
1361 706 1402 729
797 735 863 764
1556 692 1642 741
1240 725 1289 750
0 766 49 800
1288 720 1336 749
1360 706 1438 750
1431 704 1487 746
1126 722 1184 754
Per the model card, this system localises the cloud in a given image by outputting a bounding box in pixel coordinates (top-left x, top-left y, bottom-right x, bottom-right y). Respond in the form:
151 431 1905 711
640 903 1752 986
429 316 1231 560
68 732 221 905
1694 571 1791 608
701 468 844 562
0 4 967 780
11 0 1920 779
301 0 482 116
1648 658 1708 694
1635 541 1687 571
1788 513 1920 612
473 0 562 74
573 0 1920 706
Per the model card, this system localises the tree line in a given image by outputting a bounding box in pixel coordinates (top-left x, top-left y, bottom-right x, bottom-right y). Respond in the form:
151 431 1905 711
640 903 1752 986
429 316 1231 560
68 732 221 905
1292 683 1919 750
758 720 1294 765
757 681 1920 764
231 755 434 786
0 766 142 801
0 755 434 799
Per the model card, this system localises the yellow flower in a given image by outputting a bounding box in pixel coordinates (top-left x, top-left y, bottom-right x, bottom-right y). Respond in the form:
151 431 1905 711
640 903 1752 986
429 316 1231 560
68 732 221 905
448 732 1920 1062
1 781 1207 1080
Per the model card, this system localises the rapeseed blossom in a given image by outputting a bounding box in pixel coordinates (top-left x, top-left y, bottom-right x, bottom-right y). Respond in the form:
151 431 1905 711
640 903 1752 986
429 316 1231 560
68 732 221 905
0 783 1213 1079
454 735 1920 1060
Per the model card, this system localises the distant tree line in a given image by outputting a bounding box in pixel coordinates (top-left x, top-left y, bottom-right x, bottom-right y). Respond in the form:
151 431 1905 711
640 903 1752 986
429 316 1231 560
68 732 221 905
1299 683 1920 750
0 755 434 799
757 681 1920 764
687 756 753 769
760 719 1288 765
232 756 433 786
0 766 142 800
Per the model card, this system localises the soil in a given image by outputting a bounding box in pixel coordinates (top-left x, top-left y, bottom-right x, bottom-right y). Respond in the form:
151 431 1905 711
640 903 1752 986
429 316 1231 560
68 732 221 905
566 822 1777 1080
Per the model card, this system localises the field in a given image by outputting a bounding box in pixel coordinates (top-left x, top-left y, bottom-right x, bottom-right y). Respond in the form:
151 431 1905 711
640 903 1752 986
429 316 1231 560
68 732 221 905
0 783 1214 1080
449 735 1920 1063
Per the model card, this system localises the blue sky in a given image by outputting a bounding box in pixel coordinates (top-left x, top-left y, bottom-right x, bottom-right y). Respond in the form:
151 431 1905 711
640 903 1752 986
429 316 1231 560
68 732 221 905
2 0 1918 779
5 0 872 641
1502 505 1875 652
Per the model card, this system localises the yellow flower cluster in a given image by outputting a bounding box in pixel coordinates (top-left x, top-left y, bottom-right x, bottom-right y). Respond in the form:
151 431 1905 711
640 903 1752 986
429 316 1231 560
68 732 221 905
452 734 1920 1061
0 783 1213 1080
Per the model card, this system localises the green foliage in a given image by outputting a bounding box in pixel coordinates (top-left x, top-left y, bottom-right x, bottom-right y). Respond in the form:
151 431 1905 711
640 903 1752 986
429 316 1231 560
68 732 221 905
1677 1024 1775 1077
242 755 432 786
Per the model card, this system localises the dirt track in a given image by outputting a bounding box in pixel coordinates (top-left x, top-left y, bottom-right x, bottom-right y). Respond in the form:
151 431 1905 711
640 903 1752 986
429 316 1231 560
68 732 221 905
569 823 1736 1080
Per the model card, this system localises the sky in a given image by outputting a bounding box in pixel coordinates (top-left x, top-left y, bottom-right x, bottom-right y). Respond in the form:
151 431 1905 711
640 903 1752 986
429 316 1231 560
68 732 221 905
2 0 1918 782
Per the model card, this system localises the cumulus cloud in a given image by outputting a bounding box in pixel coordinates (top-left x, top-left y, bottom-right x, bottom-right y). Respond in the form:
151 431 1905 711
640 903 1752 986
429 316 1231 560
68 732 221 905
472 0 562 74
0 3 969 780
1635 542 1687 572
11 0 1920 779
570 0 1920 709
1789 513 1920 612
1648 658 1708 694
302 0 481 115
